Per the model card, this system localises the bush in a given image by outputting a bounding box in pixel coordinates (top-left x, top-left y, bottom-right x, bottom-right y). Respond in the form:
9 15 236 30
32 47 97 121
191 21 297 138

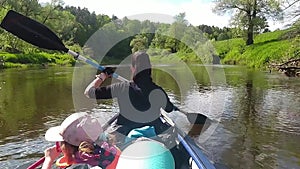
0 52 75 68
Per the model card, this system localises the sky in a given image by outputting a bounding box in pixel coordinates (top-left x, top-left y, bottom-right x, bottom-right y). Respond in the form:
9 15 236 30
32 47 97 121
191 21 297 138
39 0 286 31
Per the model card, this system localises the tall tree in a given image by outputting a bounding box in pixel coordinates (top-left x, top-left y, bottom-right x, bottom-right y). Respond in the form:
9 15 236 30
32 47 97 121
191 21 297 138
213 0 283 45
39 3 76 43
0 0 41 17
164 13 188 53
0 0 44 52
130 34 148 53
64 6 111 46
174 12 189 25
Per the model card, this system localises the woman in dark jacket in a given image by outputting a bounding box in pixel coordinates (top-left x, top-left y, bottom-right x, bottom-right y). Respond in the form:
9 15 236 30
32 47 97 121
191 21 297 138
84 51 175 145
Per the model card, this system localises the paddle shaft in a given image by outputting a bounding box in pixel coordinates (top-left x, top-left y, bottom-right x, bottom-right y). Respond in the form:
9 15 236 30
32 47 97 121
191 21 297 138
67 50 129 82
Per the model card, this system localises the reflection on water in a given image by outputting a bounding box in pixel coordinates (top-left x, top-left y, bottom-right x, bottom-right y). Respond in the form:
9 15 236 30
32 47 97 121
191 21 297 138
0 66 299 169
183 67 300 169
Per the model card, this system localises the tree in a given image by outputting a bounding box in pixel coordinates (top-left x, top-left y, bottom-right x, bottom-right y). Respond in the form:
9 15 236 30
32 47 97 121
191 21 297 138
163 13 189 53
150 23 170 50
140 20 157 47
0 0 41 17
0 0 44 52
64 6 111 46
282 0 300 37
213 0 283 45
174 12 189 25
40 4 76 43
281 0 300 20
124 19 142 35
217 32 230 41
130 34 148 53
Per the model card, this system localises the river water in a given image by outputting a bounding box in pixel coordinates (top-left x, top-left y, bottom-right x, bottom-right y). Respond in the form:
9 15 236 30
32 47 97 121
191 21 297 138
0 65 299 169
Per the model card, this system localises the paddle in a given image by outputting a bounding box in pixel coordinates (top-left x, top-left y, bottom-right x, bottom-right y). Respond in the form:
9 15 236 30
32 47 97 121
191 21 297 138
0 10 128 82
174 106 209 125
161 110 216 169
1 10 209 124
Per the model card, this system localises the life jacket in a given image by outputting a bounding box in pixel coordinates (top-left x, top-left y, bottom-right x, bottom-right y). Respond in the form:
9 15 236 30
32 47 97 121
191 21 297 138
55 144 121 169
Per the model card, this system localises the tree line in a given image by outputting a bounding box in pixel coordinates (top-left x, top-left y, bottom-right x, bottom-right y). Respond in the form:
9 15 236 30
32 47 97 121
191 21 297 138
0 0 299 63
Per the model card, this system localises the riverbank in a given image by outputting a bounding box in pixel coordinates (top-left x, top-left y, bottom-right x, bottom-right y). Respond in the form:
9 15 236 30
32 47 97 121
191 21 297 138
213 29 300 70
0 52 76 68
1 29 299 73
147 29 300 73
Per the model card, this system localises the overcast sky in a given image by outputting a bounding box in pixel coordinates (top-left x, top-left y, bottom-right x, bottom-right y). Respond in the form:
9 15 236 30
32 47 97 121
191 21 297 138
39 0 287 31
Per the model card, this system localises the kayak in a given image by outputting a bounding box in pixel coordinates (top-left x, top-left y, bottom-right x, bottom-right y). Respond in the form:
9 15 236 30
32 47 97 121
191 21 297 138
21 110 216 169
102 110 217 169
161 110 216 169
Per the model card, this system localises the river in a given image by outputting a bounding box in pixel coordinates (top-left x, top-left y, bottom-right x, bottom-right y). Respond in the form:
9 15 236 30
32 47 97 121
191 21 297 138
0 65 299 169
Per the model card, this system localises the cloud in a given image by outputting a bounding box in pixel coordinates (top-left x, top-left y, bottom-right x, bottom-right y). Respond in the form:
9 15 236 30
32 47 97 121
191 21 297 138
180 0 230 27
40 0 230 28
40 0 283 30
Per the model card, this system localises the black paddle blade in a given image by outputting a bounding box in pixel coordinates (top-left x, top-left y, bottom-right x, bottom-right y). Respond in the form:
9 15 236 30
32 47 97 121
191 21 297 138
186 113 209 125
0 10 68 52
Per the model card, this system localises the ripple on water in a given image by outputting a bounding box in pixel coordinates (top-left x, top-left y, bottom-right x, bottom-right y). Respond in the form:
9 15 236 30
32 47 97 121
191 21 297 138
0 136 50 168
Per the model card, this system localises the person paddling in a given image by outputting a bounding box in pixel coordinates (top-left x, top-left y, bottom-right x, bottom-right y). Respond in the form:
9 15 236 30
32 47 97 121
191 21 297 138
84 51 175 146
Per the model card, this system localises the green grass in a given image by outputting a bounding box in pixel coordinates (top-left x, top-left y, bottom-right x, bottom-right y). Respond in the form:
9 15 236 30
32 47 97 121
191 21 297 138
150 52 204 65
213 38 245 59
1 29 298 70
254 30 287 43
150 53 183 64
0 52 76 68
240 40 292 68
214 29 299 69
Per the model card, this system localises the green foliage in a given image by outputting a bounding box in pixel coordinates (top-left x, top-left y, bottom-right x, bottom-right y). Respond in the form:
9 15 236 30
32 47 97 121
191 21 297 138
254 30 287 43
130 34 148 53
240 40 291 68
213 0 283 45
217 33 230 41
64 6 111 46
198 24 234 40
150 53 182 65
1 53 47 64
286 33 300 59
222 47 243 64
0 52 75 67
48 53 76 66
214 30 297 69
0 0 299 70
213 38 245 59
2 62 27 68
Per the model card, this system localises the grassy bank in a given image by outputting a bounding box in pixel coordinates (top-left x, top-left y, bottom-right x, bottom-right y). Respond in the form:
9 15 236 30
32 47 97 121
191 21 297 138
150 29 300 69
0 52 76 68
213 29 299 69
1 29 299 70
